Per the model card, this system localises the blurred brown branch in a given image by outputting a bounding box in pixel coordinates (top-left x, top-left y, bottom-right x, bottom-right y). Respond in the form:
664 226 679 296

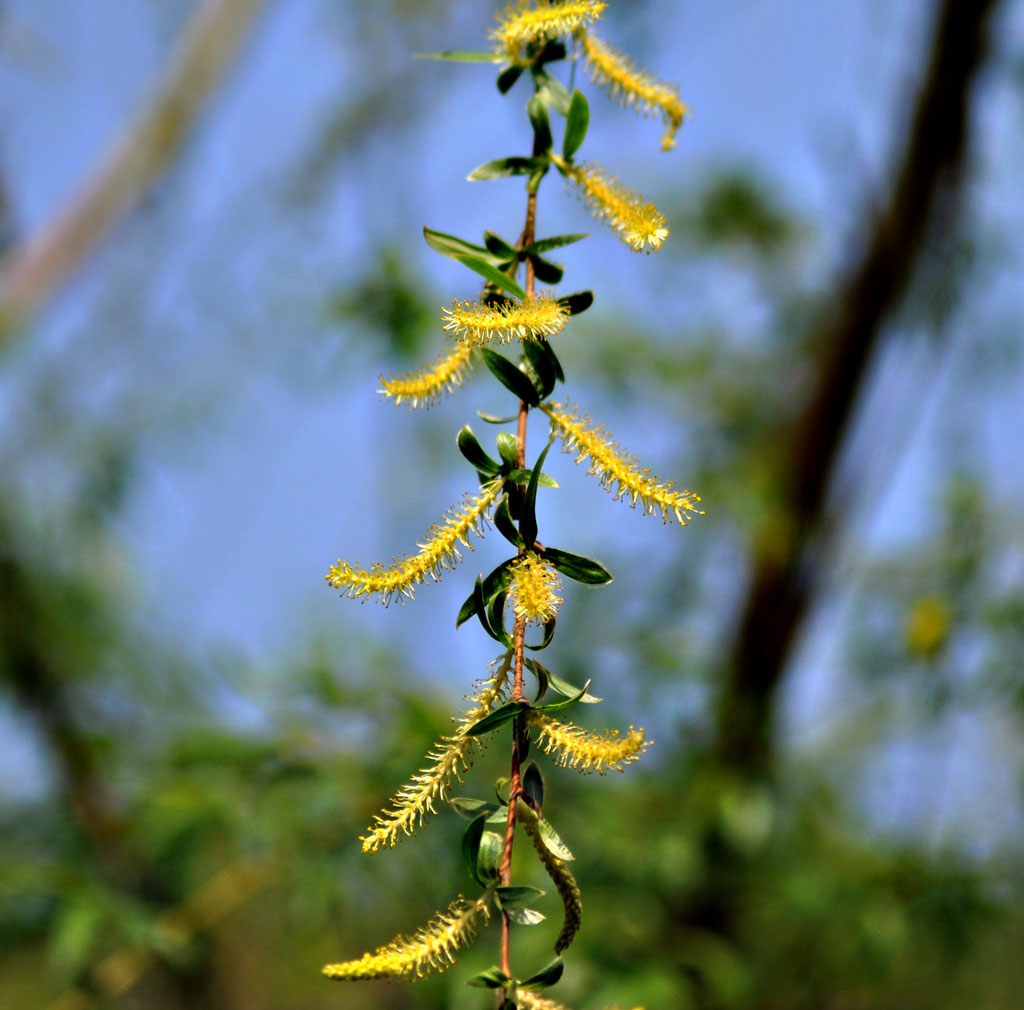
714 0 1003 775
0 0 268 338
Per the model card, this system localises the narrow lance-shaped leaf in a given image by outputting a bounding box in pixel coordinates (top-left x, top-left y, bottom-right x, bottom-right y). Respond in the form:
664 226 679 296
563 88 590 159
540 546 613 585
465 699 529 737
494 496 526 548
423 226 500 263
416 50 501 62
520 442 552 549
480 348 540 405
557 291 594 316
456 255 527 300
458 425 502 475
525 233 589 255
462 813 488 884
468 156 548 181
467 966 513 989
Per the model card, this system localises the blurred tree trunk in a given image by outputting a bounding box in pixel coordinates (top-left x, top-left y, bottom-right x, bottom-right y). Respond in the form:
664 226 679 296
712 0 1003 779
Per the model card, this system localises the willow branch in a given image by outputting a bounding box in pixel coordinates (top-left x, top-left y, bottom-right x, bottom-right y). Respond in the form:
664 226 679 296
714 0 1002 773
0 0 268 336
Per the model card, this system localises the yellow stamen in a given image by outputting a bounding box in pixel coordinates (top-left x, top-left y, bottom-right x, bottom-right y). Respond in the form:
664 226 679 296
578 31 688 151
379 341 476 408
519 801 581 955
442 295 568 344
543 402 702 524
322 893 491 981
361 655 512 852
509 552 563 625
530 713 651 774
326 480 502 605
491 0 607 61
563 162 668 252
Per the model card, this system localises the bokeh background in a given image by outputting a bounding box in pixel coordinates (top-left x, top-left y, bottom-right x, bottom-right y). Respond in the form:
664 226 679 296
2 0 1024 1008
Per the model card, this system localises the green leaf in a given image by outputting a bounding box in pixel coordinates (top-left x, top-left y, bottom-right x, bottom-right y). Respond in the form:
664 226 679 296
475 577 511 646
535 69 570 114
479 559 515 602
508 907 546 926
467 966 513 989
535 679 592 714
547 671 601 703
488 591 510 643
521 958 565 991
525 233 589 255
520 442 552 548
534 39 567 65
468 156 547 181
557 290 594 316
451 797 501 820
496 432 519 467
522 339 557 399
541 547 613 585
494 496 525 549
537 818 574 861
456 256 527 300
478 830 504 881
462 813 487 883
456 581 480 628
505 469 558 489
417 50 501 62
524 616 556 652
480 348 540 405
530 255 563 284
479 409 519 425
528 95 553 154
484 231 518 260
423 226 498 263
465 700 529 737
522 762 544 808
497 65 524 93
458 426 502 475
563 88 590 158
529 659 549 701
496 885 546 910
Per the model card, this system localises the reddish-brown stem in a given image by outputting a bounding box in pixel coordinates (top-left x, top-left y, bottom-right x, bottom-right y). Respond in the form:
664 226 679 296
498 185 539 998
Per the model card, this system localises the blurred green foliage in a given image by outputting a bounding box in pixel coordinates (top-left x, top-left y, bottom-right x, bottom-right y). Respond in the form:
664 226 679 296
2 2 1023 1009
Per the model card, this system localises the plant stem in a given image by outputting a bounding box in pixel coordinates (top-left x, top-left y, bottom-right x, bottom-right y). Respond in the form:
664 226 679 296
498 185 540 998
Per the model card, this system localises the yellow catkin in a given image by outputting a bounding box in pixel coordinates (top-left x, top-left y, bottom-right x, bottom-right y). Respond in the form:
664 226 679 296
379 341 476 408
442 296 568 344
361 656 512 852
322 893 491 981
491 0 606 61
543 402 702 524
578 31 688 151
530 713 651 774
509 552 563 624
518 994 647 1010
562 162 668 252
519 803 582 955
326 480 502 605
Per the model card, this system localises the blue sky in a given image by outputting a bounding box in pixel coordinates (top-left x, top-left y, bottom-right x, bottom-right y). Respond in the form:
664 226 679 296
2 0 1024 847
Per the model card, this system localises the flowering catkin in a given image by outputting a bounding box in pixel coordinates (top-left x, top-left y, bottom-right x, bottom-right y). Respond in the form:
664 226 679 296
543 402 702 524
326 480 502 604
442 296 569 344
361 656 511 852
509 552 563 624
379 341 476 408
563 162 668 252
322 893 491 981
491 0 606 61
530 713 651 774
579 31 688 151
519 802 582 955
